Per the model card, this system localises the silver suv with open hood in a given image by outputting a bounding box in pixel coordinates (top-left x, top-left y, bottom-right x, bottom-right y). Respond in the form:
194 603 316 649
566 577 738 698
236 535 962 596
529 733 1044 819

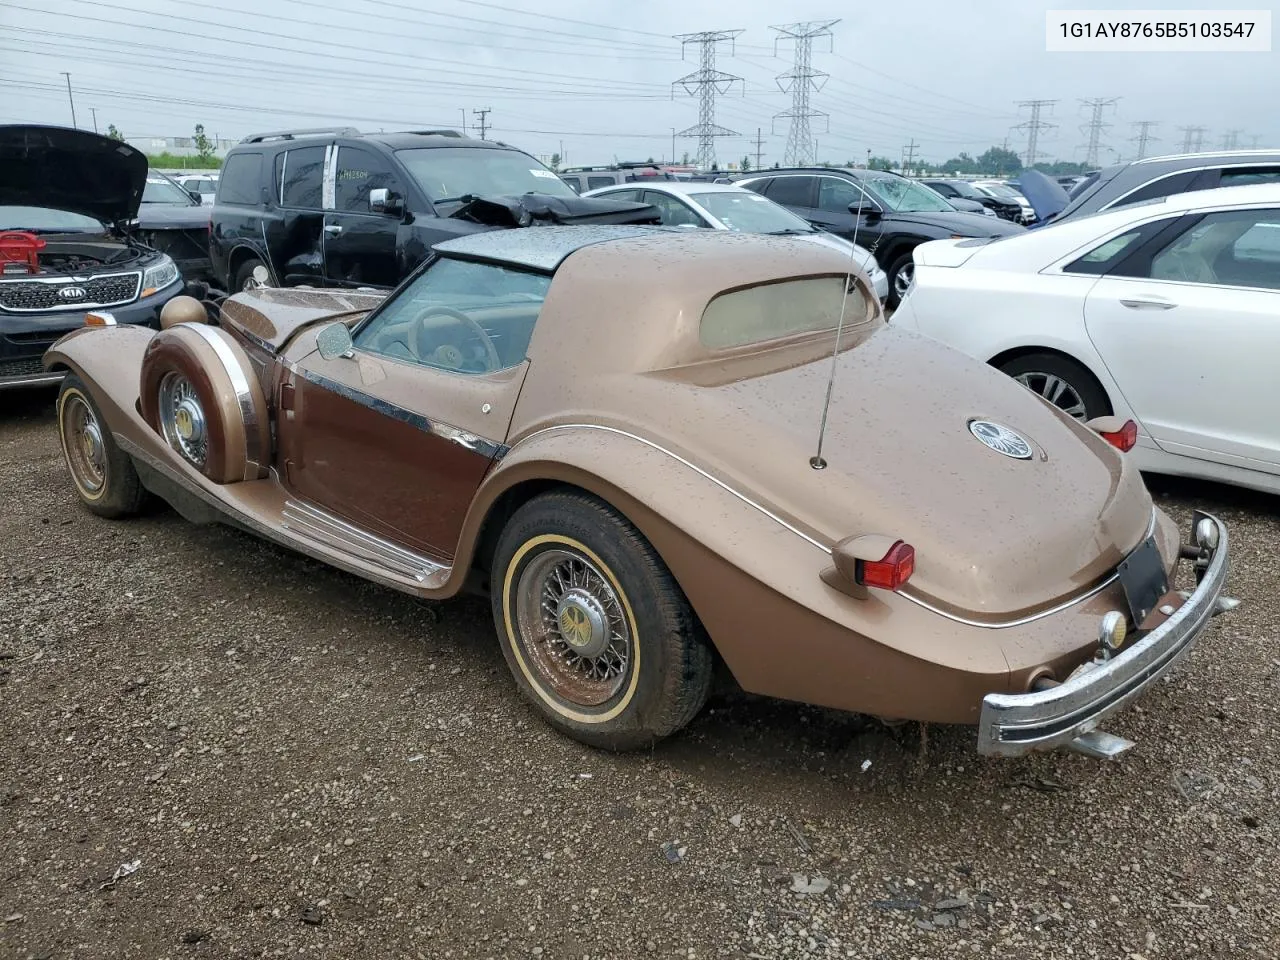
0 124 186 389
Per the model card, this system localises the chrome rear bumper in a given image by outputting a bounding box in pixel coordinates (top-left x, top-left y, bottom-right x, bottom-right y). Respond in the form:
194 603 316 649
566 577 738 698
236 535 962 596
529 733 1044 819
977 512 1231 757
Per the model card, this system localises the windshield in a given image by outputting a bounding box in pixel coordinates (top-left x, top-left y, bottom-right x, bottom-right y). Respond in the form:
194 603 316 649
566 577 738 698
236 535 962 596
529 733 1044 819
395 147 577 204
860 174 955 212
0 206 103 232
979 183 1022 200
143 177 196 204
690 191 813 233
946 181 985 200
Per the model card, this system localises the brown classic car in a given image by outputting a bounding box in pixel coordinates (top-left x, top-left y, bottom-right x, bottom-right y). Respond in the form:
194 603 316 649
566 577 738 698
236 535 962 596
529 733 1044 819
44 225 1237 758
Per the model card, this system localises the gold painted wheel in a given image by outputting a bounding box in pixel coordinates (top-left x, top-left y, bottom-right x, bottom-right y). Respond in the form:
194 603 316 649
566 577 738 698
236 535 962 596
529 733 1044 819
56 375 147 518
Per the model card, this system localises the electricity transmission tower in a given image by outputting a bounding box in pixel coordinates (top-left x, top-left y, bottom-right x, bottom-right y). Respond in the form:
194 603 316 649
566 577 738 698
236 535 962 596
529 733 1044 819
471 108 490 139
769 20 838 167
672 30 744 170
1178 126 1207 152
1013 100 1057 167
1220 129 1243 150
1130 120 1159 160
1078 97 1120 168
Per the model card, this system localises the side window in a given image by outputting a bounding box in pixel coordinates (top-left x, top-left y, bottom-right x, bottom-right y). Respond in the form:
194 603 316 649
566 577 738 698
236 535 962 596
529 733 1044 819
335 147 401 214
560 176 582 193
817 177 865 214
1218 166 1280 187
353 257 552 374
1149 210 1280 289
739 178 769 196
764 176 815 208
275 145 326 209
642 192 705 227
587 176 615 190
1112 171 1198 208
216 153 263 205
598 189 641 202
1063 218 1180 275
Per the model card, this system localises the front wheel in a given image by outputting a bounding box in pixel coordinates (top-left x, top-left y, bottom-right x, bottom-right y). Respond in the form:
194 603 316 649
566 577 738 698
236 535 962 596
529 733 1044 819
233 257 267 292
56 375 147 518
887 252 915 308
490 491 713 750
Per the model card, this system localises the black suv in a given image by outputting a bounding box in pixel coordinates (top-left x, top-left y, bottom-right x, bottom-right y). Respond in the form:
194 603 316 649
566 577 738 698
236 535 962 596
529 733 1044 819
210 127 657 292
734 167 1024 306
919 178 1025 223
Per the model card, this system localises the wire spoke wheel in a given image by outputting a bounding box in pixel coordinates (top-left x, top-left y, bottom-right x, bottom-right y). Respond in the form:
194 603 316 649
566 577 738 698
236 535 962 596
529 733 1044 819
514 548 632 707
158 371 209 467
1014 371 1088 420
62 394 107 495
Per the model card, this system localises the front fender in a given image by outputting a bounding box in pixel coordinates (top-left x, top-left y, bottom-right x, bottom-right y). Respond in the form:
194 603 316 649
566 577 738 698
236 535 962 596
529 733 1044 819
454 425 1021 724
43 325 155 437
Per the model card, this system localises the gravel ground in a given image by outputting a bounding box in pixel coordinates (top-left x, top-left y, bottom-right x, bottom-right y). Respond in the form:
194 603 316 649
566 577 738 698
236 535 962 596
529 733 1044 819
2 388 1277 960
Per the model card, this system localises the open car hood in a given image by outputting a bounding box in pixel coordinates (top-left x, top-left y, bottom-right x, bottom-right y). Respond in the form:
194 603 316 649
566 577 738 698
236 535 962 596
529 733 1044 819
447 192 661 228
1018 169 1071 227
0 124 148 225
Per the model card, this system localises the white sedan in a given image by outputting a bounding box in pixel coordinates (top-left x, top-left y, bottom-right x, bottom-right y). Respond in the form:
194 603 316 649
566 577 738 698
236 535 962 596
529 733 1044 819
582 181 889 302
895 181 1280 494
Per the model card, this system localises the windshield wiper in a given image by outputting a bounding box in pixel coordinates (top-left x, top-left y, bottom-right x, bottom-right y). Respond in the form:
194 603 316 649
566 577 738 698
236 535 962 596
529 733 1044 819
765 227 814 235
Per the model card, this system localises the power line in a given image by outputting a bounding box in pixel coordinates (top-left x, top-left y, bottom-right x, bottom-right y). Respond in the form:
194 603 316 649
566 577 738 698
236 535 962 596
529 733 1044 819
1178 125 1207 152
1013 99 1057 167
1078 97 1120 168
1130 120 1159 160
770 20 838 167
671 29 744 170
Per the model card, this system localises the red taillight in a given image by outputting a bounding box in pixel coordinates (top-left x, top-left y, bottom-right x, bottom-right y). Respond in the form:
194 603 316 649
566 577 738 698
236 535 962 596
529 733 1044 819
855 540 915 591
1101 419 1137 452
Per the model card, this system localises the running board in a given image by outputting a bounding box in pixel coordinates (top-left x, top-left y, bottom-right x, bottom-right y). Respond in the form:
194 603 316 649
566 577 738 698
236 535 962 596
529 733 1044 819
281 499 450 588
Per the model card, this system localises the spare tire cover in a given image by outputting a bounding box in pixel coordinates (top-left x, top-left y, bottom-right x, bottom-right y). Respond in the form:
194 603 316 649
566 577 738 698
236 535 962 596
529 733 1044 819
140 323 270 484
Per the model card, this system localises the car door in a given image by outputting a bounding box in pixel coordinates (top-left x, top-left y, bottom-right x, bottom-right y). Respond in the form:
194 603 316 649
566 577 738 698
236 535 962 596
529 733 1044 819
271 144 328 285
811 176 886 250
279 255 551 558
322 144 404 288
1083 205 1280 473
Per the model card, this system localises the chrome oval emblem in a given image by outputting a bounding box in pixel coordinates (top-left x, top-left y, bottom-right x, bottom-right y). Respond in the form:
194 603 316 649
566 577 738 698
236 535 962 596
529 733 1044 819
59 286 87 300
969 420 1034 460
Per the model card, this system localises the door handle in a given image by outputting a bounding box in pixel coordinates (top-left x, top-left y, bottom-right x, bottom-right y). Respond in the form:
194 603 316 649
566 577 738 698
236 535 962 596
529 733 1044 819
324 224 342 236
1120 296 1176 310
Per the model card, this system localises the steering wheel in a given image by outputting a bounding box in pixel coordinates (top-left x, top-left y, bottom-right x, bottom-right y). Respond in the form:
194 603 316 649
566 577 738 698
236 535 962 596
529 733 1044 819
411 305 502 373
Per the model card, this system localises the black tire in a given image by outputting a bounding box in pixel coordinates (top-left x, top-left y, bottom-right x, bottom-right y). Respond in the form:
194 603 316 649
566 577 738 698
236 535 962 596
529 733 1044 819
56 375 147 518
886 251 915 308
232 257 267 292
998 352 1112 422
490 490 713 751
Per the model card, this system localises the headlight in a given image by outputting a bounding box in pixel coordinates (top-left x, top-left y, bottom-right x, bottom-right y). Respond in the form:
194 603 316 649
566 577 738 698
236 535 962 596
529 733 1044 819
141 255 179 296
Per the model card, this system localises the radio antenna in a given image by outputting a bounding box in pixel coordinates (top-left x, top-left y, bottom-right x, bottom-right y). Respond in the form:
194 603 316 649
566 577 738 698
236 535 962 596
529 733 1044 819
810 177 867 470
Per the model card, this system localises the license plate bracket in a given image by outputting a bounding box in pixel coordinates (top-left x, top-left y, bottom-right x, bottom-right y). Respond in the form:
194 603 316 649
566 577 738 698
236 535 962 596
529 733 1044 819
1117 535 1168 626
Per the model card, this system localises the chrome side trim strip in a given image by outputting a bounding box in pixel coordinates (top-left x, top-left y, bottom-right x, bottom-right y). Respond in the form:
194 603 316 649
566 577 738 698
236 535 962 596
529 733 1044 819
292 365 508 460
181 323 265 478
1 371 66 388
511 423 1158 630
281 499 449 585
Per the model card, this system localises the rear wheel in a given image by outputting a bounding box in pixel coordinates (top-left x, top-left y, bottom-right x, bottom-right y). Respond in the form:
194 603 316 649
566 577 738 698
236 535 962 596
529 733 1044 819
490 491 713 751
56 375 146 518
998 352 1111 422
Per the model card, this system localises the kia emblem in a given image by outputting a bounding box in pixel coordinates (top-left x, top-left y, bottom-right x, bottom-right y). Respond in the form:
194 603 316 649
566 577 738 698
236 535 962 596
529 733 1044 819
59 286 87 300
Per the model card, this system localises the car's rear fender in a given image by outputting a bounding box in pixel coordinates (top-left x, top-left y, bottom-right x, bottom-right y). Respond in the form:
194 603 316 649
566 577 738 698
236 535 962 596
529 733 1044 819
456 425 1036 723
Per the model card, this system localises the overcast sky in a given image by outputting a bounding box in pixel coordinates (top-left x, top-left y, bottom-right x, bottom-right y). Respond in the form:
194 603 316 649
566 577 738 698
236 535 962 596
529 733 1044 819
1 0 1276 167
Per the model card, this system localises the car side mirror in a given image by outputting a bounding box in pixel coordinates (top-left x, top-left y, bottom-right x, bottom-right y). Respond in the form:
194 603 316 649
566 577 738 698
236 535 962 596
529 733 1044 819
315 321 355 361
370 188 404 217
188 190 203 204
850 202 882 222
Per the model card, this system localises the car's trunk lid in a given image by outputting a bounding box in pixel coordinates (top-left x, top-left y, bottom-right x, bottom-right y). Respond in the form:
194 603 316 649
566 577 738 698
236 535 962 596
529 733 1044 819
654 324 1151 620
